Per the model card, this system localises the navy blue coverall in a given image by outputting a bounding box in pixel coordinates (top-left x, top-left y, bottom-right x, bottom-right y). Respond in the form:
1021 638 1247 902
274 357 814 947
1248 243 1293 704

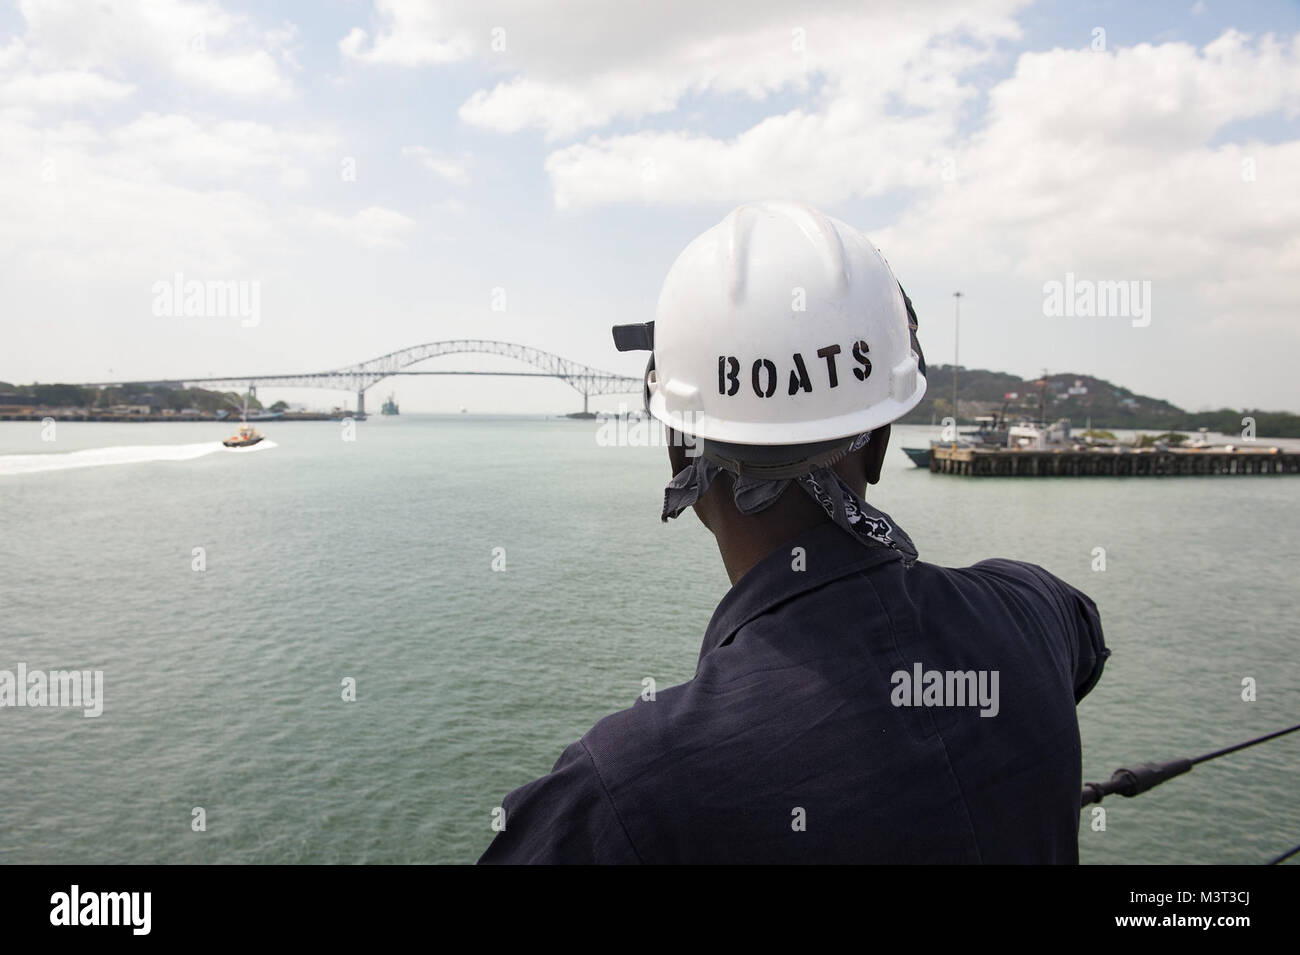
479 521 1108 863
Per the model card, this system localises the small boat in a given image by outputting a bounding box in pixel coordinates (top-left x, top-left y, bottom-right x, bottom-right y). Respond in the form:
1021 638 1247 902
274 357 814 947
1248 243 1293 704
902 438 983 468
222 423 264 448
1007 418 1071 450
901 446 932 468
961 412 1010 447
221 388 267 447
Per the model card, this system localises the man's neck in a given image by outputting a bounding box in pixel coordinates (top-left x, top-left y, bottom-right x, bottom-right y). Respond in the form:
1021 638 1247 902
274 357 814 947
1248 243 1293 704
712 496 835 585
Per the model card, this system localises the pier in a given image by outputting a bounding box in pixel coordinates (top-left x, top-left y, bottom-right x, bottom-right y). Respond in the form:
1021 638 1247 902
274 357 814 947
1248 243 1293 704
929 446 1300 477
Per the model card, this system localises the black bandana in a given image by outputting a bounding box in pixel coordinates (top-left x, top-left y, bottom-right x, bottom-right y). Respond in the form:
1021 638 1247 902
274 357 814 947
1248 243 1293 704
662 432 918 567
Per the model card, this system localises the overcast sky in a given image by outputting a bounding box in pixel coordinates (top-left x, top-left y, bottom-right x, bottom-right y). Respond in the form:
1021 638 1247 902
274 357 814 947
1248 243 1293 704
2 0 1298 414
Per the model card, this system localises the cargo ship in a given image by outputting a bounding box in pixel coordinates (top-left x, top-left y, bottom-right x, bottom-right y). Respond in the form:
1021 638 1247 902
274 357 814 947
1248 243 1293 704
381 394 399 415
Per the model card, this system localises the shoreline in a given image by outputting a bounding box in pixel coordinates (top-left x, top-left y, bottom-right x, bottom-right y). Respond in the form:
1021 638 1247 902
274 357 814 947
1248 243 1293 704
0 412 345 423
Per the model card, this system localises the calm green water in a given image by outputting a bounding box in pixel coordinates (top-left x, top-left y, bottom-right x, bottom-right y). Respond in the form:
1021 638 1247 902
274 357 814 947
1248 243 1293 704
0 417 1296 864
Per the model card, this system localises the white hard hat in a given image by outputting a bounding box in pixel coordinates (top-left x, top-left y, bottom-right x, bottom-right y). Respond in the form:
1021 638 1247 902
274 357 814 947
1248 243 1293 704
614 201 927 466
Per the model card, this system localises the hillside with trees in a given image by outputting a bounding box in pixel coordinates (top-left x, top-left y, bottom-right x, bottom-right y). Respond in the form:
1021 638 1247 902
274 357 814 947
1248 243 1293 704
0 381 263 414
901 365 1300 437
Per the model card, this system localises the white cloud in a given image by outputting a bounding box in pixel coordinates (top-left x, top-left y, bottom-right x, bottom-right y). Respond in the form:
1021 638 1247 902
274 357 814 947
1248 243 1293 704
540 25 1300 328
0 110 283 281
0 106 336 285
338 27 368 61
400 145 470 185
14 0 296 98
310 205 417 247
109 113 334 179
546 108 960 210
458 74 686 141
338 2 472 66
536 13 1015 205
0 69 135 105
867 31 1300 340
345 0 1026 138
171 46 288 97
0 39 26 70
883 35 1300 254
0 3 397 297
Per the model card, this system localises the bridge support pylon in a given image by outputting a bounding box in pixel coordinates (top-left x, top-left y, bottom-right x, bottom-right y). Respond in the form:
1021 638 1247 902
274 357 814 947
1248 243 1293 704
357 388 365 417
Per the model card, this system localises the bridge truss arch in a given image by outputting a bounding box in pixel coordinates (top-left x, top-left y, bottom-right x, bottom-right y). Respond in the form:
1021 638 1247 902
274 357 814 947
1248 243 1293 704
180 339 643 414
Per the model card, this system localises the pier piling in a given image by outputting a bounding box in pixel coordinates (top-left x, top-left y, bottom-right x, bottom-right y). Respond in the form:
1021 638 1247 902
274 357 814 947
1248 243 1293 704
928 446 1300 477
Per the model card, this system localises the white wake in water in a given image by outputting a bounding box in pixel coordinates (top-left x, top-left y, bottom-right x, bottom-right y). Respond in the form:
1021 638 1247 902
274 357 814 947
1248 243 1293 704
0 440 277 476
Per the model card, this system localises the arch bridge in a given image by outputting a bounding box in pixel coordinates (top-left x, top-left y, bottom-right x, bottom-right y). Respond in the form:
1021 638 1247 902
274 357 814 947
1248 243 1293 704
138 340 643 415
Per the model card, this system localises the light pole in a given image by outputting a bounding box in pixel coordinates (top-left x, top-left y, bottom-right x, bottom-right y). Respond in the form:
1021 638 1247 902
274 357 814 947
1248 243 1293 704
952 291 963 424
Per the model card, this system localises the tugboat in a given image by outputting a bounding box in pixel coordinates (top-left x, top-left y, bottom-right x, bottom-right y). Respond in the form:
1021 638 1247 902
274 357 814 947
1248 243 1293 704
221 388 266 447
222 423 264 448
